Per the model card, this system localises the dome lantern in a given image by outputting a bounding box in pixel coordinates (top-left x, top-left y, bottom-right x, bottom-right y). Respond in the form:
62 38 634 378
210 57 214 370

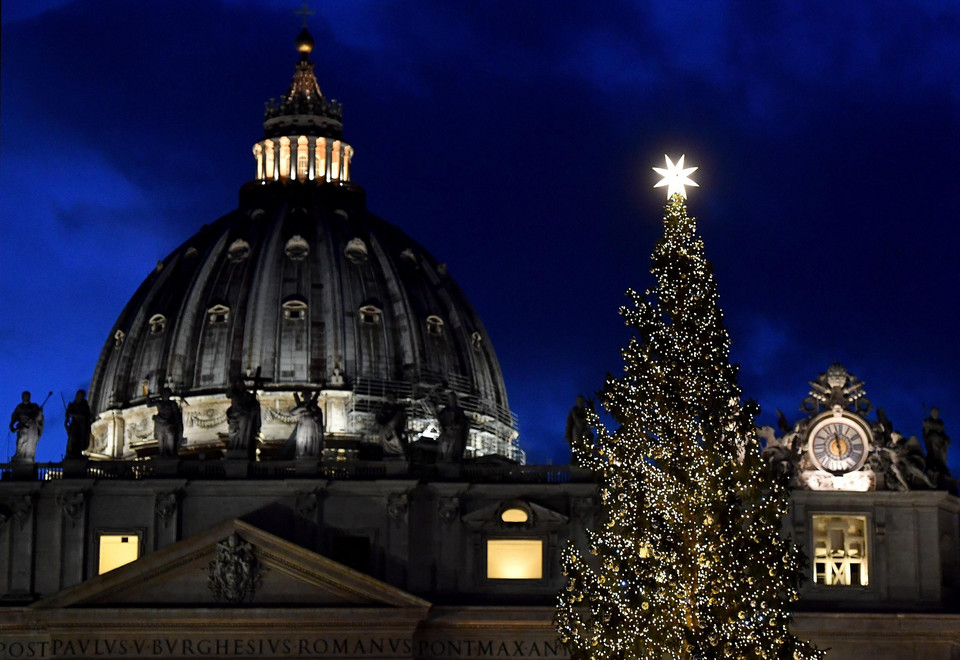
254 28 353 185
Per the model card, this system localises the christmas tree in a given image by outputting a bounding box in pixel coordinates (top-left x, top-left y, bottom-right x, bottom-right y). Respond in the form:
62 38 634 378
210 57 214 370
555 156 822 660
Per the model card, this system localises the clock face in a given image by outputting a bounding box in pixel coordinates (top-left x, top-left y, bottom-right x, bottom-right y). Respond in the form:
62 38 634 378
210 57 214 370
808 416 869 474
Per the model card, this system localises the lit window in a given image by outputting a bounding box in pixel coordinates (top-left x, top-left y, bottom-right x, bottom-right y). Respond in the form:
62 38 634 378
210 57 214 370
253 143 263 180
315 138 327 181
331 141 341 180
359 304 382 326
500 508 528 523
297 136 309 180
812 515 868 586
279 137 291 180
426 315 444 337
207 303 230 325
265 140 275 179
487 539 542 579
98 534 140 574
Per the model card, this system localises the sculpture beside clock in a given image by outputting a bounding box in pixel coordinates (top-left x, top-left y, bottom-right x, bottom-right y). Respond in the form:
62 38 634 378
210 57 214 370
759 363 950 493
771 363 879 491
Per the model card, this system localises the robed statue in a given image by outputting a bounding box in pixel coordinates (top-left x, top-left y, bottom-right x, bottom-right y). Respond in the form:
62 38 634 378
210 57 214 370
437 392 468 463
226 378 261 460
376 392 408 458
10 391 45 462
149 387 183 457
64 390 92 459
923 407 955 493
290 390 323 458
565 396 594 465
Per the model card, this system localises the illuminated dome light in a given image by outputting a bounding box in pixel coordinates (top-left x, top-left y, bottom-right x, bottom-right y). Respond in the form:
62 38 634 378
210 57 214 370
653 154 699 199
252 27 353 186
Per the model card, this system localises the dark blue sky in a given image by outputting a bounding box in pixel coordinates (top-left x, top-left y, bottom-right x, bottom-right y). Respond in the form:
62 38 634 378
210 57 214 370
2 1 958 473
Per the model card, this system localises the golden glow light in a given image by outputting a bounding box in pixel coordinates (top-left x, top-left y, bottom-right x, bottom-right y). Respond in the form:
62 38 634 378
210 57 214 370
98 534 139 574
653 154 699 199
487 539 543 579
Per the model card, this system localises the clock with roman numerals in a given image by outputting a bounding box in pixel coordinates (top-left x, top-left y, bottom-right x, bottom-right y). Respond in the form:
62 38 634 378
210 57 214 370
806 411 872 475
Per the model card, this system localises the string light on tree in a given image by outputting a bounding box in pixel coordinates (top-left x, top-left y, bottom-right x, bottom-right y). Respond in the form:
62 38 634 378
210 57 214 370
653 154 699 199
556 157 822 659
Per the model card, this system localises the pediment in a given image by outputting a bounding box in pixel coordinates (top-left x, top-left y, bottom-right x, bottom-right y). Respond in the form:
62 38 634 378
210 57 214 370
32 519 430 610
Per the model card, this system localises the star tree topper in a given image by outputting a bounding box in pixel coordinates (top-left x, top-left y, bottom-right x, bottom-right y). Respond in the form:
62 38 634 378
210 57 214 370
653 154 699 199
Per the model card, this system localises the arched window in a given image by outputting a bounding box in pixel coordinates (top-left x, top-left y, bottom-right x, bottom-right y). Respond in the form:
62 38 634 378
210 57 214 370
426 315 444 337
359 304 382 326
207 304 230 325
284 235 310 261
227 239 250 263
148 314 167 334
282 297 308 321
344 238 368 265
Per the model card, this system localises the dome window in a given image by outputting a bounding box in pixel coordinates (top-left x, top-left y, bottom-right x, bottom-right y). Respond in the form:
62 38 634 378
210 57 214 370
282 297 308 321
284 235 310 261
227 239 251 263
113 329 125 349
426 315 444 337
148 314 167 334
207 303 231 325
344 238 368 265
184 247 199 259
471 331 483 350
359 304 382 326
399 248 417 265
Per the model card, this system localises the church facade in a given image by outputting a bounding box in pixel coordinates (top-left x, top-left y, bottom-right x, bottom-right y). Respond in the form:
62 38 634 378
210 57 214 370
1 28 958 660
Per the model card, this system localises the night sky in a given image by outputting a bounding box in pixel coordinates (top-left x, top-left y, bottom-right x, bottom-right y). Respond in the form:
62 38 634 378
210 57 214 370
2 1 959 474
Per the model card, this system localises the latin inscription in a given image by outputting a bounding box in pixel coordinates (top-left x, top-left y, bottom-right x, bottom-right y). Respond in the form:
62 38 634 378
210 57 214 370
0 636 569 659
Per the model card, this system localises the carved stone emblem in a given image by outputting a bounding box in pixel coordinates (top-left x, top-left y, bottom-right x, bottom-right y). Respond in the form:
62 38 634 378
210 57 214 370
57 490 86 528
437 497 459 524
802 363 872 415
9 494 36 531
205 533 265 603
387 492 408 520
295 491 318 519
155 491 180 528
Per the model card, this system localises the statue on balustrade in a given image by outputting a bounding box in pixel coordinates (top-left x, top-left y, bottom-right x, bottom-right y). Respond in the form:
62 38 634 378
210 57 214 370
437 392 468 463
564 395 594 465
9 391 46 463
377 392 408 458
149 387 183 457
64 389 92 459
226 379 261 460
924 407 956 493
290 389 323 458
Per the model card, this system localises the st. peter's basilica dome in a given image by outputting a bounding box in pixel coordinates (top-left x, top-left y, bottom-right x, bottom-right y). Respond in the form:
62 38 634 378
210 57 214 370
87 29 520 463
